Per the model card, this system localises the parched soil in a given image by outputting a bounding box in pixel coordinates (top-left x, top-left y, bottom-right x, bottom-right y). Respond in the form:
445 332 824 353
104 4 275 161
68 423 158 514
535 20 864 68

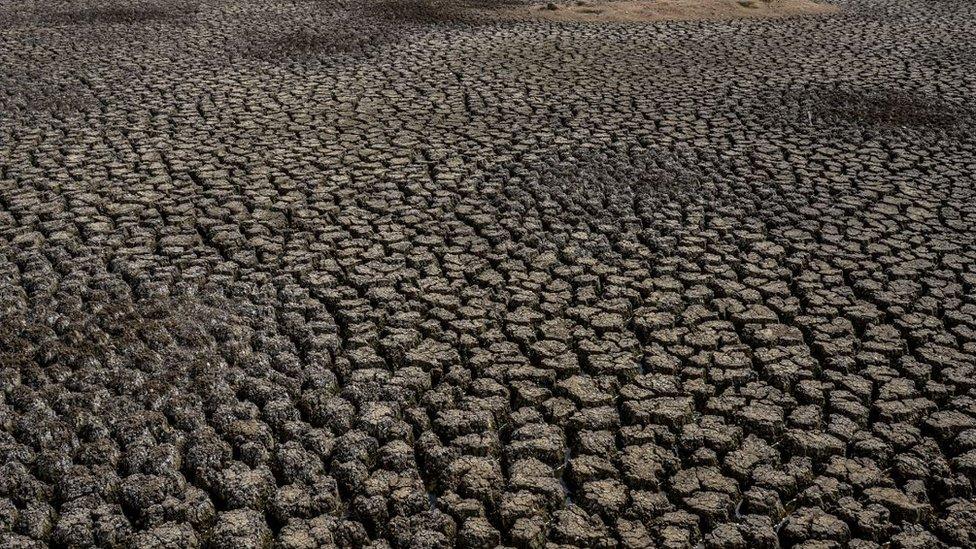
2 0 976 548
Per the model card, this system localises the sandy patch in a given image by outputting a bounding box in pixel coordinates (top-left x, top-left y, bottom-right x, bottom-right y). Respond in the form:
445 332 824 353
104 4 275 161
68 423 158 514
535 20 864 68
492 0 839 23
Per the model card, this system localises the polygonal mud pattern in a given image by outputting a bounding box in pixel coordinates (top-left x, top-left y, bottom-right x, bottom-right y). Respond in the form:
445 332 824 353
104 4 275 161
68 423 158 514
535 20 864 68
0 1 200 27
782 86 975 130
1 0 976 547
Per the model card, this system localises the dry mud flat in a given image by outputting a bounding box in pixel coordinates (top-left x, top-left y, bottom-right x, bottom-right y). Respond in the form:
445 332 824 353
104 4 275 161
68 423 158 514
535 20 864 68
1 0 976 548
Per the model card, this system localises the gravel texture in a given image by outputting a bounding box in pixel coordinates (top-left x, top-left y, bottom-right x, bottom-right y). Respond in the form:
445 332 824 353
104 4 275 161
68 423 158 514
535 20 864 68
1 0 975 547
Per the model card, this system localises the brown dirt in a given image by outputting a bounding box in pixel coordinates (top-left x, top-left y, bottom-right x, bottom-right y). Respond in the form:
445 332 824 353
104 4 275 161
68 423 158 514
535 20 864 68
493 0 840 23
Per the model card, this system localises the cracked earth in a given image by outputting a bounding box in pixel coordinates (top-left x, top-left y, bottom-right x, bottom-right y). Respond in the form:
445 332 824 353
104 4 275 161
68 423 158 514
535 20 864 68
1 0 975 547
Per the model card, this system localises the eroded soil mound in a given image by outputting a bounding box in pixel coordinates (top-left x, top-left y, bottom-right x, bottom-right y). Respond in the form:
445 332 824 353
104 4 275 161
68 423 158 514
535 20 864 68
498 0 839 23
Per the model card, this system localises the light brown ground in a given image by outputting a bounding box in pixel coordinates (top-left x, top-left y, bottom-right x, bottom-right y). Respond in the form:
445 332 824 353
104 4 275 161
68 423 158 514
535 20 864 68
491 0 840 23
